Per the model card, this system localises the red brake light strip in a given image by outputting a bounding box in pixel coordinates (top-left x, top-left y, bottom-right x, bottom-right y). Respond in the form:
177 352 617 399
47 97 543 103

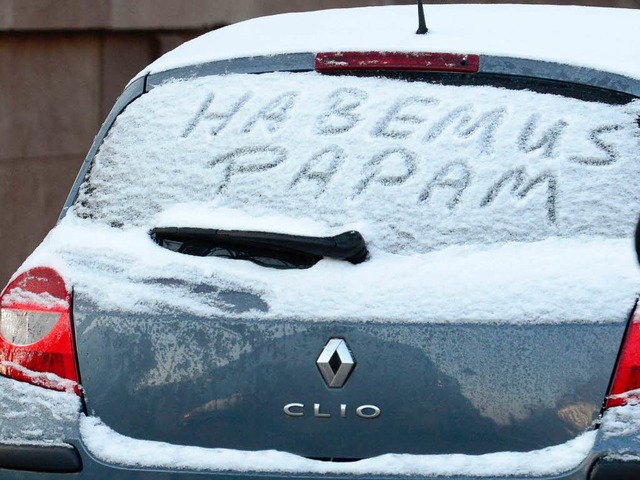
315 52 479 73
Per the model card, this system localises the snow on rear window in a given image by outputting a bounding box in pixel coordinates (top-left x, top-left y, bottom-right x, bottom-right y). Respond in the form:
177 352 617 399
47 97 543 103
74 72 640 254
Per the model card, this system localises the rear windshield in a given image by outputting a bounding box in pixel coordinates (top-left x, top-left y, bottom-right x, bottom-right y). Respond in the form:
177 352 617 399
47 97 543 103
74 72 640 254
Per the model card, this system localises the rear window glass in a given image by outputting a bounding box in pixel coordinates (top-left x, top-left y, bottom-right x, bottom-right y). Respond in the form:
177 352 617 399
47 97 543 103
74 72 640 254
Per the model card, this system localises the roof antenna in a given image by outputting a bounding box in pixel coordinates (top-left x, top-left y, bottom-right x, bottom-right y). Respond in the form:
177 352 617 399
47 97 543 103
416 0 428 35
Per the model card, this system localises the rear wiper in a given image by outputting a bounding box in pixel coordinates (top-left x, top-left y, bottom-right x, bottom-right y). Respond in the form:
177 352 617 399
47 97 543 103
150 227 368 270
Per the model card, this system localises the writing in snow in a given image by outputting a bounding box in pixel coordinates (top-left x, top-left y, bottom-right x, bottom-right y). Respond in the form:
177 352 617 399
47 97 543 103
86 74 639 253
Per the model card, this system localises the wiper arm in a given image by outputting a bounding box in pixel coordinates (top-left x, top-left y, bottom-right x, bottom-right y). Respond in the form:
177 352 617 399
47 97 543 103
150 227 368 269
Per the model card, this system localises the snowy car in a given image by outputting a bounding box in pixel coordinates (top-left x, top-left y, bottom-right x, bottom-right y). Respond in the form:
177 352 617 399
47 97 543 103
1 3 640 479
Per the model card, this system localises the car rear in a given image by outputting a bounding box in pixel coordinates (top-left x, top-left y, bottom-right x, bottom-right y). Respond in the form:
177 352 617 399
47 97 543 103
1 4 640 480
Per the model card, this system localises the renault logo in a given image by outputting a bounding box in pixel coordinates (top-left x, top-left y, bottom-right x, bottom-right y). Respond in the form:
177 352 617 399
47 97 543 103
316 338 355 388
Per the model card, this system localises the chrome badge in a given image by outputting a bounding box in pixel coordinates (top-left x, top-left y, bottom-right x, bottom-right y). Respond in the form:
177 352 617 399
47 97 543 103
316 338 355 388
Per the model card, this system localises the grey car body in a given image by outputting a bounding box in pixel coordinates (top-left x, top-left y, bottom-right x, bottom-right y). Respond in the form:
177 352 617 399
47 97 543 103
1 4 640 480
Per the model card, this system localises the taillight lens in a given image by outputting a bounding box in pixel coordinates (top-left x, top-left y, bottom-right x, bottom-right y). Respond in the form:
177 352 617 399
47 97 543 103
606 304 640 408
0 267 80 394
315 51 479 73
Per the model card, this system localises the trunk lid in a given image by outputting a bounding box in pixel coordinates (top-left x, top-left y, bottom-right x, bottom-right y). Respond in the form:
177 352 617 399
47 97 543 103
73 290 629 458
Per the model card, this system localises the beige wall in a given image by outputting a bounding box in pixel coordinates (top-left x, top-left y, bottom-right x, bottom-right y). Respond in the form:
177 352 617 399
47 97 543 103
0 0 638 286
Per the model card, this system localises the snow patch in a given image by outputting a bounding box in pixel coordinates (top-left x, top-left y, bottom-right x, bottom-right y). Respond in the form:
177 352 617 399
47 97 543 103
0 376 80 444
80 415 596 476
1 362 78 393
601 402 640 440
1 287 68 310
25 218 640 324
155 204 334 237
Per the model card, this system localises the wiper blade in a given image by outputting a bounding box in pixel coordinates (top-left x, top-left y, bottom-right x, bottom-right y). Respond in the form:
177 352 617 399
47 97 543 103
150 228 368 270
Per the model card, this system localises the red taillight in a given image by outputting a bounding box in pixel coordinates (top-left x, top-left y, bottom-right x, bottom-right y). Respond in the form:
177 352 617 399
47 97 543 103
606 304 640 408
315 51 479 73
0 267 80 395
